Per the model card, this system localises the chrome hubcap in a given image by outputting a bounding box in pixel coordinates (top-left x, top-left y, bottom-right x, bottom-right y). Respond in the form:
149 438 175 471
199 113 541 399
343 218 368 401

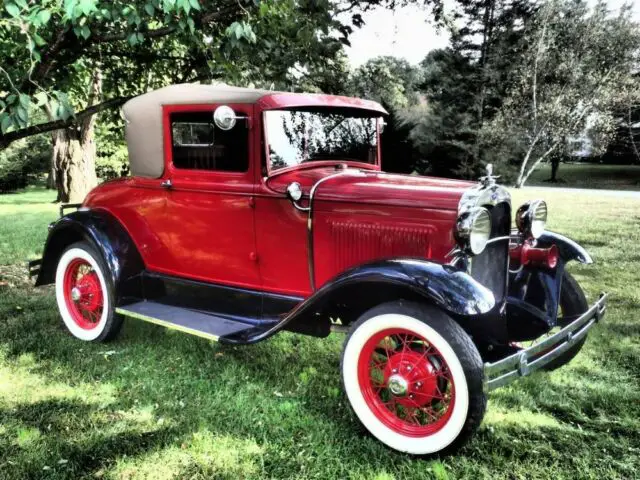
387 374 409 397
70 287 82 302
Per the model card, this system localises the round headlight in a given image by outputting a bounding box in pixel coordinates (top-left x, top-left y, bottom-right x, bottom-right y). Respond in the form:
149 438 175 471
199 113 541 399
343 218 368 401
456 207 491 255
516 200 547 239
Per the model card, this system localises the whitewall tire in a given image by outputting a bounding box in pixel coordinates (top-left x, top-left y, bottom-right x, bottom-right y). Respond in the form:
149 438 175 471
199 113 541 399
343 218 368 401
55 242 122 342
341 301 486 455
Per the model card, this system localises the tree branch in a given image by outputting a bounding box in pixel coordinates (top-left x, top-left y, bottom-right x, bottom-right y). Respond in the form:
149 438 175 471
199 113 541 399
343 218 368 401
0 96 130 148
92 6 239 43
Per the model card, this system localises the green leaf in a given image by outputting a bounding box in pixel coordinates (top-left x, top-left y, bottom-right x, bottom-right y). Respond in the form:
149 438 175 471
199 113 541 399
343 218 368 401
19 94 30 110
128 33 138 46
5 3 20 18
186 17 195 33
188 0 200 11
0 114 12 134
33 32 47 47
63 0 78 19
34 92 48 106
79 0 97 16
81 25 90 39
144 3 155 16
16 106 28 124
14 0 27 8
38 10 51 25
234 22 243 40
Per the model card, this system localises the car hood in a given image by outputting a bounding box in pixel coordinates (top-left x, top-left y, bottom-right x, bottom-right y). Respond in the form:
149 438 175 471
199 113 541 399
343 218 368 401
310 170 474 212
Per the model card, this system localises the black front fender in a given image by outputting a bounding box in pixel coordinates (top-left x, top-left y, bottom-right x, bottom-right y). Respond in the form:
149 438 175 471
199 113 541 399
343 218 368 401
223 258 497 344
36 209 145 303
537 231 593 264
314 258 497 316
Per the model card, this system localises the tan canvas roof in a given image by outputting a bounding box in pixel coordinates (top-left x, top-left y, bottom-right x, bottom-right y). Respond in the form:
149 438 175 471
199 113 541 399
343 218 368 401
123 84 275 178
122 83 385 178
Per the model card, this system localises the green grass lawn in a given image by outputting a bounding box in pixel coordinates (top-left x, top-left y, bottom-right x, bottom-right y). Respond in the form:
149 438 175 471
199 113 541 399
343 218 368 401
0 187 638 479
527 163 640 190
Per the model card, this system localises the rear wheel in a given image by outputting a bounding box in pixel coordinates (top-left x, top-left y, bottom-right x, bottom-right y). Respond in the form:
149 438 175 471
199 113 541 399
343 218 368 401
341 301 486 455
55 241 123 342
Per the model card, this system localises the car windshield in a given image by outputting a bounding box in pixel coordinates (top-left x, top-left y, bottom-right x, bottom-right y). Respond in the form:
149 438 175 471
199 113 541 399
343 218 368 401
264 109 380 172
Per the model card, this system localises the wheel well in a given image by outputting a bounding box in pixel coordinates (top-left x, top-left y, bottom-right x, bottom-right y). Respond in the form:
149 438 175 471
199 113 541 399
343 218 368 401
319 281 435 326
36 228 86 285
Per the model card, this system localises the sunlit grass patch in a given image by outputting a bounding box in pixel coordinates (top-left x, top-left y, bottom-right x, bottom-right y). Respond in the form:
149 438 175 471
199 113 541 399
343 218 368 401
484 408 562 429
111 431 264 480
0 352 117 407
14 426 42 448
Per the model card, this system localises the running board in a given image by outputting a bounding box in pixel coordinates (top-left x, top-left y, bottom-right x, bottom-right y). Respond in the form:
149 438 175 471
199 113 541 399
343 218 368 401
116 301 254 341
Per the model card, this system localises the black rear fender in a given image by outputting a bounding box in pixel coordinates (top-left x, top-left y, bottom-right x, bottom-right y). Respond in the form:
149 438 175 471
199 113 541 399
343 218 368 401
36 210 145 303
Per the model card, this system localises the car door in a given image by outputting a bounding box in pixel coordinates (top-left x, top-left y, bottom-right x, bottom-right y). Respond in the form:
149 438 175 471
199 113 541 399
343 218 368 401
145 103 261 291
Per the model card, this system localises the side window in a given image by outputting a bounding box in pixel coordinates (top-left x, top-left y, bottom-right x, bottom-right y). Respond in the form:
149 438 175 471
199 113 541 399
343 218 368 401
170 111 248 172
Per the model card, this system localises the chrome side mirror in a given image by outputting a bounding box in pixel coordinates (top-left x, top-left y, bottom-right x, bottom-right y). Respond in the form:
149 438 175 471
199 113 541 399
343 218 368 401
213 105 242 130
286 182 308 212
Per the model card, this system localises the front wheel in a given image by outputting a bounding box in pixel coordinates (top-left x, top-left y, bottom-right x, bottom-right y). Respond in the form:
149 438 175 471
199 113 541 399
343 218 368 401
341 301 486 455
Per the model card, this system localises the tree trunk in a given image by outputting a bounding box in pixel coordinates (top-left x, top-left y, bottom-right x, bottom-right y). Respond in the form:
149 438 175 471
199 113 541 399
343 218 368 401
51 70 102 203
51 126 98 203
46 161 57 190
550 158 560 182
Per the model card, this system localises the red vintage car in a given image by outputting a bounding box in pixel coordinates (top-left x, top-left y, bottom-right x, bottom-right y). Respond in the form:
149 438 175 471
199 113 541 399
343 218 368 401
29 84 607 455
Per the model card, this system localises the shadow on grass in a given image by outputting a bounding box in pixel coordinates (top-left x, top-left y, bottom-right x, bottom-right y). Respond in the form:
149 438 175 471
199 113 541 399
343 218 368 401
0 399 178 479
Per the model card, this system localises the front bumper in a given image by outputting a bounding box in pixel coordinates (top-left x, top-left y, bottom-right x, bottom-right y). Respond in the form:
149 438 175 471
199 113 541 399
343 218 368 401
484 292 608 391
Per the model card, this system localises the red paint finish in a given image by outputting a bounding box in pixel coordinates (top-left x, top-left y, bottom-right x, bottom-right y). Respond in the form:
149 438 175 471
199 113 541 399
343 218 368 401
357 327 456 437
63 258 104 330
84 89 470 300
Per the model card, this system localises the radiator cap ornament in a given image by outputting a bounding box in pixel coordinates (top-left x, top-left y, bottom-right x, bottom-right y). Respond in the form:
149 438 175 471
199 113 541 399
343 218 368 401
480 163 499 187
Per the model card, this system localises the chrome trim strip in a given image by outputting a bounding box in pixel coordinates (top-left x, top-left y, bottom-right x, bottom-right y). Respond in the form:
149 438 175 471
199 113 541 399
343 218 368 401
483 292 608 392
306 170 359 291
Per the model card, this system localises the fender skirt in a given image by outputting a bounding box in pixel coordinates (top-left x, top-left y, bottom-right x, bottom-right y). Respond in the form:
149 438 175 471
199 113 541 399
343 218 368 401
222 258 497 345
35 210 145 303
537 231 593 264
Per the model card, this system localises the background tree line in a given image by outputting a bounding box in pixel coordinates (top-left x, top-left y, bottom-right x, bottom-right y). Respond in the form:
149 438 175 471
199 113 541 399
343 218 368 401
1 0 639 200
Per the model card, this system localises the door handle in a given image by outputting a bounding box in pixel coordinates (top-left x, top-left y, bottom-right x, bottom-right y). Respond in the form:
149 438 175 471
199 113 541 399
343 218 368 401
160 179 172 189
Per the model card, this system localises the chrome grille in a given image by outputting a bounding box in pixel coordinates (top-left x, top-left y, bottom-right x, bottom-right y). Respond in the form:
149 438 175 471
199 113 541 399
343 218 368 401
470 202 510 302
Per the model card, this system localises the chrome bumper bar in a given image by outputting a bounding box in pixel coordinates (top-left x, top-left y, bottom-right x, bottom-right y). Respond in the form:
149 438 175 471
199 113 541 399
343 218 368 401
484 292 608 392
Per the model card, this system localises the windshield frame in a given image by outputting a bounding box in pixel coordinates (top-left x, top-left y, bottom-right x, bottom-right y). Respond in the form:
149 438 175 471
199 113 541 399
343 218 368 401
262 107 383 178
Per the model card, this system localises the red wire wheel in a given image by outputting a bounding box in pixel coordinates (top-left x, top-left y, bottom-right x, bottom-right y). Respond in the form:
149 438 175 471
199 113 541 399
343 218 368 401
62 258 104 330
357 327 455 437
